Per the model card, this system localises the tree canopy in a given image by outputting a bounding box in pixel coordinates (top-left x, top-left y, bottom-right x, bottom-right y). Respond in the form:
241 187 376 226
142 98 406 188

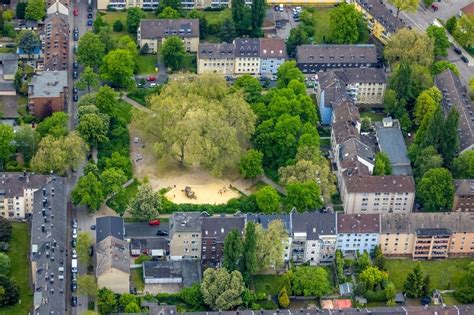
255 220 287 271
135 75 255 175
223 229 243 272
426 25 450 57
404 262 430 298
385 29 434 66
328 3 367 44
100 49 135 88
72 172 104 211
239 149 264 178
291 266 331 297
455 262 474 303
25 0 45 21
127 7 145 33
387 0 419 17
417 167 454 211
160 36 186 71
452 151 474 179
127 184 161 221
285 180 323 211
0 125 14 171
201 268 244 310
77 32 106 69
255 186 281 213
373 152 392 176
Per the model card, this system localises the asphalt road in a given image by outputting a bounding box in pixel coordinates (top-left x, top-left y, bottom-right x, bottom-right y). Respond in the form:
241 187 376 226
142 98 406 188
124 222 170 238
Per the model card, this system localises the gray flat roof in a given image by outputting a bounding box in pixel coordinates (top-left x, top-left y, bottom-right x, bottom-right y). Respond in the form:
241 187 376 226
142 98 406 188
375 120 412 175
29 70 67 97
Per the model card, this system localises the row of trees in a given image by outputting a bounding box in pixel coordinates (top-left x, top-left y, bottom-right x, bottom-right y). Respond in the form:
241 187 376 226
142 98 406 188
0 218 19 307
383 27 466 211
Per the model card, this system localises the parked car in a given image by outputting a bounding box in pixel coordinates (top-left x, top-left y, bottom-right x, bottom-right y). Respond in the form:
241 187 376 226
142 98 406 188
150 82 157 87
73 87 78 94
73 61 78 69
71 239 77 248
72 228 78 238
87 13 93 19
90 224 96 230
71 281 77 292
72 249 77 259
72 218 78 228
73 71 78 79
149 219 160 226
156 230 169 236
73 44 78 54
88 5 93 12
88 246 94 257
73 8 79 16
73 94 78 102
461 55 469 63
73 32 78 41
71 272 77 281
146 76 156 81
454 46 462 55
71 296 77 307
87 19 93 26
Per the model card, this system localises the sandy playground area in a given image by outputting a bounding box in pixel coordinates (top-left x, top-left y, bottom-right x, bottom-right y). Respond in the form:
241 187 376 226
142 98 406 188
130 125 244 205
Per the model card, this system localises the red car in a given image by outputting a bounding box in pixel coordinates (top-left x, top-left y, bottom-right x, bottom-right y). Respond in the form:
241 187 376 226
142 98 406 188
73 8 79 16
149 219 160 226
431 4 438 11
146 76 156 82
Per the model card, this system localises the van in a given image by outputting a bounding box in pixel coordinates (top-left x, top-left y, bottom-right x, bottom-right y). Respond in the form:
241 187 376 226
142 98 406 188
71 259 78 273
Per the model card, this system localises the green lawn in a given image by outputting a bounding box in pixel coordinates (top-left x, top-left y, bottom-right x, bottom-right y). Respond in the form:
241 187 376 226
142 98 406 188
0 223 32 315
136 54 158 75
385 258 472 291
107 179 140 214
202 9 230 24
0 47 15 53
131 268 145 292
305 8 334 44
360 110 385 122
253 275 286 295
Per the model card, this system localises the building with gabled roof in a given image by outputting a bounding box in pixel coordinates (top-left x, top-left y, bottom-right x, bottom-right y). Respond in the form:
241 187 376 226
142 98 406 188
336 213 380 255
96 235 130 293
197 42 235 75
453 180 474 212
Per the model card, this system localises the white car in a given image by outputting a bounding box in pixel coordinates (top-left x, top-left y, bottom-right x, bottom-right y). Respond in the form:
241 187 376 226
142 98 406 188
150 82 157 87
72 249 77 259
72 228 77 239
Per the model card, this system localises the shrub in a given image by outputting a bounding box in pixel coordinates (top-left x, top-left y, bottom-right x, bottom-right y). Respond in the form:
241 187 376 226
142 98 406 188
113 20 124 32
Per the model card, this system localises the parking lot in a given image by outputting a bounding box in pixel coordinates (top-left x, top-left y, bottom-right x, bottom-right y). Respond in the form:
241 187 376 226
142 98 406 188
271 6 301 40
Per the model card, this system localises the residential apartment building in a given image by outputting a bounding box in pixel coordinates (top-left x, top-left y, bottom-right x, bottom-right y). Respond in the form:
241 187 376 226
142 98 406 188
95 216 130 293
234 38 261 74
453 180 474 212
31 176 67 314
0 173 47 219
28 70 68 119
351 0 406 44
197 43 235 75
42 12 69 71
435 69 474 154
201 215 245 267
169 212 202 260
47 0 69 15
380 213 474 258
291 212 337 265
296 44 378 73
374 118 412 175
137 19 200 54
331 94 415 214
336 213 380 255
267 0 343 5
259 38 287 75
97 0 159 10
246 214 292 262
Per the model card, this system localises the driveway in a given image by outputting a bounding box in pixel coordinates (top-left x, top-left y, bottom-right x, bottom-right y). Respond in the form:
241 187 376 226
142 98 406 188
272 7 300 40
125 221 169 239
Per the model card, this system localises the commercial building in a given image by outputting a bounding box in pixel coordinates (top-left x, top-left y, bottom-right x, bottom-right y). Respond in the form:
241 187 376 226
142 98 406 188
374 118 412 175
169 212 202 260
197 43 235 75
296 44 379 73
435 69 474 153
31 176 67 314
201 215 245 267
453 180 474 212
28 70 68 119
291 212 337 265
137 19 200 53
336 213 380 255
352 0 406 44
0 173 47 219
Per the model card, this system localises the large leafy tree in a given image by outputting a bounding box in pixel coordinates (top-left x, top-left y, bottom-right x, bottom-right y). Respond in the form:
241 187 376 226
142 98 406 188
135 75 255 175
36 112 69 138
72 172 104 211
404 262 429 298
385 29 434 67
452 151 474 179
97 288 119 315
328 3 366 44
431 61 459 76
77 32 106 69
291 266 331 297
241 222 257 284
454 15 474 49
100 168 126 196
125 302 141 313
276 61 305 88
390 61 414 102
0 253 11 275
160 36 186 71
287 26 310 57
219 18 237 43
455 262 474 303
231 0 250 36
15 125 40 163
25 0 45 21
413 87 441 126
239 149 264 179
387 0 419 17
411 146 443 180
127 184 161 221
417 167 454 211
250 0 266 37
255 220 287 271
200 268 244 311
373 152 392 176
0 218 12 242
160 0 181 10
158 7 180 19
359 266 388 291
77 112 110 147
76 232 93 265
223 229 243 272
0 125 14 171
426 25 450 57
17 30 41 56
0 274 19 306
77 66 100 93
286 180 322 211
100 49 135 88
77 275 98 299
255 186 280 213
234 75 262 104
127 7 145 34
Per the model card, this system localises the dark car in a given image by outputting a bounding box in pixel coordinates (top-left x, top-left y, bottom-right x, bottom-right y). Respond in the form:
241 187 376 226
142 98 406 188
88 246 94 257
71 281 77 292
87 19 93 26
88 13 93 19
73 44 78 54
90 224 96 230
73 94 78 102
461 55 469 63
454 46 462 55
71 239 77 248
73 71 78 79
73 61 78 69
156 230 169 236
71 296 77 307
73 32 78 41
73 87 78 94
88 5 92 12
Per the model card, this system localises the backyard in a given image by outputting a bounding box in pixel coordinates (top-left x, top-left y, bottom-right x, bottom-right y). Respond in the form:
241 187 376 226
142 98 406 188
136 54 158 75
304 8 333 44
0 223 32 315
106 178 140 215
385 258 472 291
